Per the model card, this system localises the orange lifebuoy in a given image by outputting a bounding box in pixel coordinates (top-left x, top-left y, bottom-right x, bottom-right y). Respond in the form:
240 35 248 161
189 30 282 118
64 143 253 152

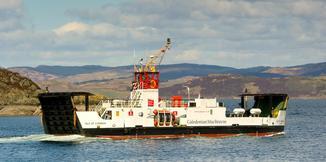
150 79 157 89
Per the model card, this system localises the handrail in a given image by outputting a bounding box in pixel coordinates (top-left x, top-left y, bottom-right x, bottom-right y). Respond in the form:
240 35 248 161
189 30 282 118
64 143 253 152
159 99 189 108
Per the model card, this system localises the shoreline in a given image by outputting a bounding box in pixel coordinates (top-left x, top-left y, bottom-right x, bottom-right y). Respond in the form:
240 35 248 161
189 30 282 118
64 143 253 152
0 105 41 116
0 104 95 116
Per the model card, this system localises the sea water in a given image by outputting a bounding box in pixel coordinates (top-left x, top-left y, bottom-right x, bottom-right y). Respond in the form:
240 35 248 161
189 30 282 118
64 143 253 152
0 100 325 161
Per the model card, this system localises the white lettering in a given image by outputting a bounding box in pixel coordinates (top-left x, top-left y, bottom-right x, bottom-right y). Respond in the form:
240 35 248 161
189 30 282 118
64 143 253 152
84 122 106 125
187 120 226 125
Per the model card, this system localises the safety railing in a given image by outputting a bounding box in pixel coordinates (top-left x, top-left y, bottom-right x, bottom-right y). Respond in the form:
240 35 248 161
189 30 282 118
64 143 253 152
159 99 189 108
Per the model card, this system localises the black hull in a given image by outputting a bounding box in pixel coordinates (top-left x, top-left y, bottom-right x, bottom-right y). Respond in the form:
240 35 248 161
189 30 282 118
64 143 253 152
80 126 284 137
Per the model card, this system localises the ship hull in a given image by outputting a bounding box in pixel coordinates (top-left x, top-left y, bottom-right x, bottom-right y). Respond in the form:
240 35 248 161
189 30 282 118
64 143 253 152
38 92 287 139
80 126 284 137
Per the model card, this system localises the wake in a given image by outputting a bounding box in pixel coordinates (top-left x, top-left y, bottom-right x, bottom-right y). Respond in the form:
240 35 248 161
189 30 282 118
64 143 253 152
0 134 95 143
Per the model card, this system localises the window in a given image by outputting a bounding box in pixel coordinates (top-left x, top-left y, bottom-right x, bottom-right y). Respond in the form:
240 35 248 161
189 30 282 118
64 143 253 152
189 102 196 107
105 110 112 120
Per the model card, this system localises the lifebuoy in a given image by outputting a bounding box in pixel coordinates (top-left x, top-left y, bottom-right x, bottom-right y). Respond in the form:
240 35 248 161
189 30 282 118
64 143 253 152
128 109 133 116
153 109 158 115
150 79 157 89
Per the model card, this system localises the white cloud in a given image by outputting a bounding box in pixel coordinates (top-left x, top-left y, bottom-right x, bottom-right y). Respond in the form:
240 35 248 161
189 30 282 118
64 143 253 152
0 0 23 33
0 0 21 10
0 0 326 67
54 22 89 36
175 50 200 61
290 0 326 17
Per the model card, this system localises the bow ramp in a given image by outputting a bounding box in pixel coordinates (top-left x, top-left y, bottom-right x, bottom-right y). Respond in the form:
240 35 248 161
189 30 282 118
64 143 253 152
38 92 93 135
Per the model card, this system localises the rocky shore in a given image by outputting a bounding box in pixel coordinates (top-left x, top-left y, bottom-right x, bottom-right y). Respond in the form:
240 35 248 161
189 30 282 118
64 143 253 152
0 105 94 116
0 105 41 116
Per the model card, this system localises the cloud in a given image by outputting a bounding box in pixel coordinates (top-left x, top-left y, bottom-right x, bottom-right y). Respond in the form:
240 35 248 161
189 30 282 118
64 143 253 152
0 0 21 10
54 22 89 36
0 0 325 68
0 0 23 32
175 50 200 61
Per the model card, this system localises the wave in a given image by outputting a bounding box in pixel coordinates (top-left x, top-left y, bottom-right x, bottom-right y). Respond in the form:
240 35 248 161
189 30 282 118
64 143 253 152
262 132 285 137
0 134 96 143
0 132 285 143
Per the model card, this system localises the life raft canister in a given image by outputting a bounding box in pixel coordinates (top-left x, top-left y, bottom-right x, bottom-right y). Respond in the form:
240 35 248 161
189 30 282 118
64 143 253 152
165 112 171 126
159 111 165 126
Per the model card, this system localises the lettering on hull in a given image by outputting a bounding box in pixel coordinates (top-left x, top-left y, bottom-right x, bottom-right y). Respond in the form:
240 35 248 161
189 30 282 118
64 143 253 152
85 122 106 125
187 120 227 125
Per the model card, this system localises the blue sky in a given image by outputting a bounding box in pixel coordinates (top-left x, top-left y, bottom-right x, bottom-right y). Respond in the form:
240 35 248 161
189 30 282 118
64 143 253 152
0 0 325 68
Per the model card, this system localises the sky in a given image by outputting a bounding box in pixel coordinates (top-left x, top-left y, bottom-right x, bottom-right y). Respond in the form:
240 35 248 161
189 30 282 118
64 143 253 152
0 0 325 68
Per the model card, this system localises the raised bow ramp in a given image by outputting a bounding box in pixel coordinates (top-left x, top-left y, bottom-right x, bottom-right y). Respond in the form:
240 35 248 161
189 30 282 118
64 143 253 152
38 92 93 135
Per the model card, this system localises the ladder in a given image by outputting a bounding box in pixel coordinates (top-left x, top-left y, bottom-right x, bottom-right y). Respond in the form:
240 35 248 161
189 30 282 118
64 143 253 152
130 90 142 108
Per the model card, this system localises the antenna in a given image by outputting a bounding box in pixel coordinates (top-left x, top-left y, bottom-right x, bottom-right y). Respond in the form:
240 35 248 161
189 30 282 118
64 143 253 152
133 48 137 72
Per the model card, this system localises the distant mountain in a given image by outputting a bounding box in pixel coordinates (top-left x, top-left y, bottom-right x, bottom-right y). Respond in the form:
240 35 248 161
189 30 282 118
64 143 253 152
7 62 326 99
263 62 326 76
9 67 59 82
10 62 326 83
159 63 236 80
34 65 112 76
160 74 326 98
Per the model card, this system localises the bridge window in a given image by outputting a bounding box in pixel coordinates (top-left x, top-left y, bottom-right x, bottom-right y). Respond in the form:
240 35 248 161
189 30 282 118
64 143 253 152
189 102 196 107
105 110 112 120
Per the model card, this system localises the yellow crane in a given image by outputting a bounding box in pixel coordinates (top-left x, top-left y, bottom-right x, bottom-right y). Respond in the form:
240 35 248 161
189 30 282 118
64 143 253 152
140 38 171 72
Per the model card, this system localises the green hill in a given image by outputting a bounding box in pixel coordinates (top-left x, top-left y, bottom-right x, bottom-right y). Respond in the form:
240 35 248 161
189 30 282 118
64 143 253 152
0 68 42 105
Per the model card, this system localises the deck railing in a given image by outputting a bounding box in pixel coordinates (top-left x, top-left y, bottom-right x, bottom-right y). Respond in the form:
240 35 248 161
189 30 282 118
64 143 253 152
159 99 190 108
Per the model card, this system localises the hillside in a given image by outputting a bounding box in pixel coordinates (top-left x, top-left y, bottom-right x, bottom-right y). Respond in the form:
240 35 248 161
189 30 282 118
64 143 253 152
8 62 326 99
0 68 42 105
263 62 326 76
9 62 326 83
160 74 326 99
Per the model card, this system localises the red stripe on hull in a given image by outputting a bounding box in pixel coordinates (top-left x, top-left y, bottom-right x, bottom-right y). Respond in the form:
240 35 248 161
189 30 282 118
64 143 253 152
97 133 247 140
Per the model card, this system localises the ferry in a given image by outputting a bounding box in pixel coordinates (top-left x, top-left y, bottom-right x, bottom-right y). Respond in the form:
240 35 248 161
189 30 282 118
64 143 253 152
38 38 289 139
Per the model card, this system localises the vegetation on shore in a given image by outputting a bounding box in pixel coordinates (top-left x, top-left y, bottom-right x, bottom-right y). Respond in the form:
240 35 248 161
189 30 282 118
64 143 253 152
0 68 107 116
0 68 43 105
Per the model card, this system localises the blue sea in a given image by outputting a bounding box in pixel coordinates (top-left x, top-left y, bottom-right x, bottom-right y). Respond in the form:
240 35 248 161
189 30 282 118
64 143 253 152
0 100 325 161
